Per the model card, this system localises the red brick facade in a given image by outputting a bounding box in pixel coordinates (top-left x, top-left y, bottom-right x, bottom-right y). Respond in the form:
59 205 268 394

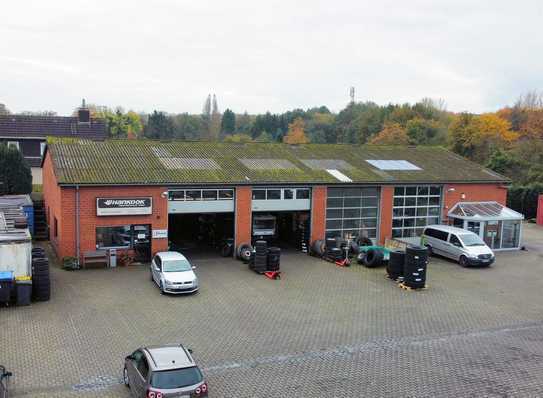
234 186 252 249
310 186 327 243
43 152 168 261
378 186 394 245
537 194 543 226
442 183 508 222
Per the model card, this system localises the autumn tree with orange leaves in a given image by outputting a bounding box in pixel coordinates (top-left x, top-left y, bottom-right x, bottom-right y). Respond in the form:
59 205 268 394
283 117 310 144
370 122 409 145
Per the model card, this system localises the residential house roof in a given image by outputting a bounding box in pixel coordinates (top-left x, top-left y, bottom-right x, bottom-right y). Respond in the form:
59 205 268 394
0 115 106 141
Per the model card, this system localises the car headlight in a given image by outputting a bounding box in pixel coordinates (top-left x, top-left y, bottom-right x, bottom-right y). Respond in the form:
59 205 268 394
164 279 172 285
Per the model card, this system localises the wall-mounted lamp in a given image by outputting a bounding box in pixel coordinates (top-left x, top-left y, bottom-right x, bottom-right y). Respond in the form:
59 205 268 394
460 193 466 200
447 188 456 193
160 191 168 199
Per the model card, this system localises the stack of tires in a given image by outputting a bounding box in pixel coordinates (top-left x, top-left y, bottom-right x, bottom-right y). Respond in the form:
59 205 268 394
253 240 268 273
31 247 50 302
387 250 405 280
267 247 281 271
403 246 428 289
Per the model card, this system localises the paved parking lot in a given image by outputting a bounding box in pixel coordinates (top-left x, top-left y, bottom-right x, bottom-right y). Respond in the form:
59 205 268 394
2 223 543 397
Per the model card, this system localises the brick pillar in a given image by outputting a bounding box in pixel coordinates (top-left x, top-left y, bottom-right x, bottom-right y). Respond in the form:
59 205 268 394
235 186 252 249
310 186 327 243
379 186 394 245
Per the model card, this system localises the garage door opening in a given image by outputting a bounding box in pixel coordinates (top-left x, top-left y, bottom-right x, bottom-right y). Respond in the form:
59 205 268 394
252 211 310 251
168 213 234 256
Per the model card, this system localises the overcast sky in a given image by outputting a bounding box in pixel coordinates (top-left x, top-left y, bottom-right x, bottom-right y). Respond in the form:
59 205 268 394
1 0 542 116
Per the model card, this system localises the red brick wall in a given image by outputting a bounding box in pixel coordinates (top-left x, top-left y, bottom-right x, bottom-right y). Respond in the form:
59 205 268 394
310 186 327 243
235 186 252 248
442 183 507 221
43 159 169 261
379 186 394 245
42 152 63 256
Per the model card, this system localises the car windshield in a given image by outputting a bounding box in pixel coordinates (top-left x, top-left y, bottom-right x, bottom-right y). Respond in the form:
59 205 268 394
162 259 192 272
151 366 203 389
459 234 486 247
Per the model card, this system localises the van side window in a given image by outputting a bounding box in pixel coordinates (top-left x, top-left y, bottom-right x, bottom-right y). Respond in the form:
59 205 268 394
449 234 462 247
425 228 448 241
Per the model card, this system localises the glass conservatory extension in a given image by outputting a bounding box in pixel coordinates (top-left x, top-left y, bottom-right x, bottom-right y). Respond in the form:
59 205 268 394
448 201 524 250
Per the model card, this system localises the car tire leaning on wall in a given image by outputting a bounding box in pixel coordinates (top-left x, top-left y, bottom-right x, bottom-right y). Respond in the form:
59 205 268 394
311 240 325 257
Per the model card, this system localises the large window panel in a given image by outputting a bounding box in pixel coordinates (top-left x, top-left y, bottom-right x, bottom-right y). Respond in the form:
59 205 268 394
326 186 379 240
392 185 442 238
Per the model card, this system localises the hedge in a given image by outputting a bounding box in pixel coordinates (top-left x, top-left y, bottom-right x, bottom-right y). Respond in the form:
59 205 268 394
507 184 543 219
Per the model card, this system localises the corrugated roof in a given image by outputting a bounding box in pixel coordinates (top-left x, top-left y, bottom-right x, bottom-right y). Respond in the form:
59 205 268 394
0 115 106 140
46 140 510 186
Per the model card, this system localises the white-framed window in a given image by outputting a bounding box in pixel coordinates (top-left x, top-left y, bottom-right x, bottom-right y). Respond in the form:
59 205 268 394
326 187 379 240
392 185 442 238
7 141 20 150
251 188 311 201
168 189 234 201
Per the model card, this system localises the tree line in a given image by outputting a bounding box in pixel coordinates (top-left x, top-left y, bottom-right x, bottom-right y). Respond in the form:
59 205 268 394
1 92 542 217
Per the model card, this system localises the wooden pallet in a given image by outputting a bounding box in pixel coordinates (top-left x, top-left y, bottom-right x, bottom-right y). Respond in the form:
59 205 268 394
398 282 428 291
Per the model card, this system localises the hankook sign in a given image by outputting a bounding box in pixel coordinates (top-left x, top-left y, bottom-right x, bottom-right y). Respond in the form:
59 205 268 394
96 197 152 216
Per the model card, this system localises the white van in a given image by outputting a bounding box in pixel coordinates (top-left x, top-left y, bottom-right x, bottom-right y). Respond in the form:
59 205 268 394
421 225 495 267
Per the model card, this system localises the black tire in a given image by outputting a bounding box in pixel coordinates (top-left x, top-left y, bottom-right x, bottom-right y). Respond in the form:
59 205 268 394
349 241 360 255
357 252 366 264
362 248 384 268
239 244 253 262
459 255 469 268
311 240 325 257
236 243 250 259
32 257 51 302
357 237 373 247
426 245 433 257
221 244 233 257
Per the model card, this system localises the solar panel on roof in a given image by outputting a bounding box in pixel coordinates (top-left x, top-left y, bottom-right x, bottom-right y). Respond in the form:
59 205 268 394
239 158 297 170
300 159 353 170
365 160 421 171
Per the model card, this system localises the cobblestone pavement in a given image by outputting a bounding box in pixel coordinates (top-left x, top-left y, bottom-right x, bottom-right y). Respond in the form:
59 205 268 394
2 224 543 397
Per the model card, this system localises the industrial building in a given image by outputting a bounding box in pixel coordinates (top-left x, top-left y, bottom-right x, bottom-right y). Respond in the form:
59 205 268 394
41 140 515 263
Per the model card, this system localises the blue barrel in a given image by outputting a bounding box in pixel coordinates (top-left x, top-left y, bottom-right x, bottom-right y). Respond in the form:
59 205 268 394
23 204 34 236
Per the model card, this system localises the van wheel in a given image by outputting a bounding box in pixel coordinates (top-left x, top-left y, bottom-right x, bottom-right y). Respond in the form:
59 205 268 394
459 256 468 267
426 245 433 256
123 367 129 387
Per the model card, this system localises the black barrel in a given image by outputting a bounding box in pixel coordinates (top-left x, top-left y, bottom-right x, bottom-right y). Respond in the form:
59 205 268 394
387 250 405 280
404 246 428 288
267 247 281 271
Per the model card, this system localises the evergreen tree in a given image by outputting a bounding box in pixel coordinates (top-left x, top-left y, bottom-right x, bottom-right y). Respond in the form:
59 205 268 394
210 94 221 140
202 95 212 140
144 111 174 139
221 109 236 136
0 144 32 194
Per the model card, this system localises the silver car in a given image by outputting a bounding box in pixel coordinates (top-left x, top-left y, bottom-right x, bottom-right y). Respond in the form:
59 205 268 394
123 344 208 398
151 252 199 294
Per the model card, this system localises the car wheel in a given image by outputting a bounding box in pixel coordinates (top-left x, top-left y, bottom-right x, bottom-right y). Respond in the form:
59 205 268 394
459 255 468 267
426 245 433 256
123 367 129 387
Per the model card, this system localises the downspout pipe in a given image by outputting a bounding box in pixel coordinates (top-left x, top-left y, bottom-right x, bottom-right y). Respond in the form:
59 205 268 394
76 185 80 266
